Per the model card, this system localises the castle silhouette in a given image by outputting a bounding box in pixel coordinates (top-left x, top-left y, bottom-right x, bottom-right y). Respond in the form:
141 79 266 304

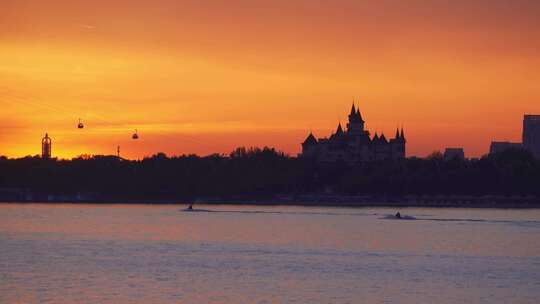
301 103 406 162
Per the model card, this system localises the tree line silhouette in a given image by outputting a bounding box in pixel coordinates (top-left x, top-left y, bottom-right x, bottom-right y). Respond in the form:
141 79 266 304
0 147 539 202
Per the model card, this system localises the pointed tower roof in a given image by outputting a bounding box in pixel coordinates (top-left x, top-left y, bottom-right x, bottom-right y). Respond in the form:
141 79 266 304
336 122 343 135
372 132 379 142
302 132 318 145
395 128 400 139
380 133 388 143
355 105 365 123
400 127 405 139
350 102 356 116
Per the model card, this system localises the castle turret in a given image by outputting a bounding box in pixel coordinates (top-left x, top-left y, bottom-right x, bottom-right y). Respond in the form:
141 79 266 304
347 103 365 134
302 132 317 146
379 133 388 144
356 108 363 123
335 122 343 135
301 132 319 157
389 127 406 159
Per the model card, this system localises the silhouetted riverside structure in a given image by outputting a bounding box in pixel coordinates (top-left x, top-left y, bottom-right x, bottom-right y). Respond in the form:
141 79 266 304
41 133 51 159
301 104 405 163
523 114 540 158
1 146 539 205
490 141 522 154
490 114 540 158
444 148 465 160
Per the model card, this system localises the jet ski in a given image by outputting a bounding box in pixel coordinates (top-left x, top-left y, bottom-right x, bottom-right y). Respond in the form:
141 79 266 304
381 212 416 220
182 203 195 211
180 203 212 212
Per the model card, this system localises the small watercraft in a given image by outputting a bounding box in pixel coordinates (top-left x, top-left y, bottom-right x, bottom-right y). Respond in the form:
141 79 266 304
182 203 194 211
181 203 212 212
381 213 416 220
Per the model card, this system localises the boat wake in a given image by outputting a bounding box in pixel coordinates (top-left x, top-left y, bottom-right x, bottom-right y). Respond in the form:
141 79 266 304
179 209 376 216
381 214 417 220
178 208 540 227
180 208 214 212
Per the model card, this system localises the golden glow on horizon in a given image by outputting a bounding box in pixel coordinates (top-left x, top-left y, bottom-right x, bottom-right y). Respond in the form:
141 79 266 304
1 0 540 159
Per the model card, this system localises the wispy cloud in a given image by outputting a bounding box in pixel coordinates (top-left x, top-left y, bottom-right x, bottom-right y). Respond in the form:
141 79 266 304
79 24 96 30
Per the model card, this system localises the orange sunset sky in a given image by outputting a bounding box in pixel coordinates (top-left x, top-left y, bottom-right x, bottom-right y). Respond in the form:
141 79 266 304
1 0 540 159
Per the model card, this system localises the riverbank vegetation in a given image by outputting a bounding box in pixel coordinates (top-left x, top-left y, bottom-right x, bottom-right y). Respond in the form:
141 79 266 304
0 147 539 201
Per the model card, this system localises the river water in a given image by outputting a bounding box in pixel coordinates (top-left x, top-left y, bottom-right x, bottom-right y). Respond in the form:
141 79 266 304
1 204 539 303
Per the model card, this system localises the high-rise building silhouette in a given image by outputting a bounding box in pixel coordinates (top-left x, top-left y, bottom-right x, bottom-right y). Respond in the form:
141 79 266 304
489 141 522 154
301 103 405 163
444 148 465 160
41 133 51 159
523 115 540 158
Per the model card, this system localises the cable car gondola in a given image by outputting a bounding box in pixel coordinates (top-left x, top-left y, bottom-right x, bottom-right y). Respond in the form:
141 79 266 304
132 129 139 140
77 118 84 129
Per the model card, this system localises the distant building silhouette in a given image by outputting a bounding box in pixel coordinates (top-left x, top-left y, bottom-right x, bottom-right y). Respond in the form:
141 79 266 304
488 114 540 157
444 148 465 160
490 141 522 155
301 103 405 163
523 114 540 158
41 133 51 159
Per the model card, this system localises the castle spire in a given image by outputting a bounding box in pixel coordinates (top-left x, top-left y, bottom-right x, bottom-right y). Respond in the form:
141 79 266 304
395 127 400 139
303 132 318 145
400 127 405 139
380 132 388 143
350 102 356 116
336 122 343 134
356 105 365 123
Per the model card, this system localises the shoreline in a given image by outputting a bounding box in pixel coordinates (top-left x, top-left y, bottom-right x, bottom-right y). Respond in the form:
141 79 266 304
2 194 540 208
